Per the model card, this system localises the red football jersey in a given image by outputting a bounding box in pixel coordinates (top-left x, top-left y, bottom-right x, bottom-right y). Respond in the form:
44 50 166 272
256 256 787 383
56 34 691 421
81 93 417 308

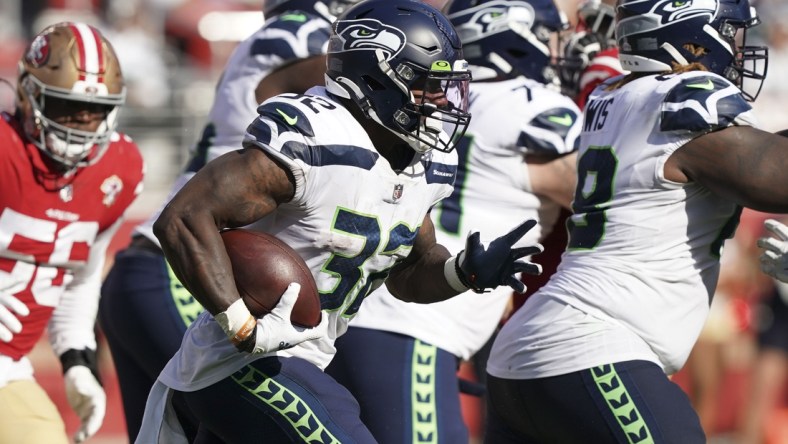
576 47 625 110
0 113 144 359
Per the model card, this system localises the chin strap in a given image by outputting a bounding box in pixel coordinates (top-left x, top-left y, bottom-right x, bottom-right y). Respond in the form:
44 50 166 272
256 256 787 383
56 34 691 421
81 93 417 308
661 42 690 66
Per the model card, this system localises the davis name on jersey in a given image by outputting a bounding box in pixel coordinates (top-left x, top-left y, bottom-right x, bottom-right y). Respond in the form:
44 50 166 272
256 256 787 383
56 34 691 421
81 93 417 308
489 70 757 379
159 86 457 391
0 113 144 359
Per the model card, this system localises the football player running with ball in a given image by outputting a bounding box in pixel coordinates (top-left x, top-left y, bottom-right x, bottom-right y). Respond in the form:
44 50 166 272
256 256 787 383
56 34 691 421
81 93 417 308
325 1 581 442
0 23 144 443
484 0 788 442
97 1 355 441
136 1 543 442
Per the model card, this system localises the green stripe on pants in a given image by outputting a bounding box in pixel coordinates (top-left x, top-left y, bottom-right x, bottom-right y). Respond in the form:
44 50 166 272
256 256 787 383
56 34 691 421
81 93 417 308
232 365 342 444
166 260 204 328
412 340 438 443
591 364 655 444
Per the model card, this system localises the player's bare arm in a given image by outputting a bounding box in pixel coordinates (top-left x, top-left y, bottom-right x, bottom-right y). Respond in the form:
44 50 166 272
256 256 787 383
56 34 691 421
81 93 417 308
527 151 578 209
256 55 327 101
386 214 457 304
664 126 788 213
387 214 544 302
154 148 295 315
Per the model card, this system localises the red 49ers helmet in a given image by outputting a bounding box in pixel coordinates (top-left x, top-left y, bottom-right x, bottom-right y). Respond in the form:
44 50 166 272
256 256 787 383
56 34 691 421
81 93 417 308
17 22 126 170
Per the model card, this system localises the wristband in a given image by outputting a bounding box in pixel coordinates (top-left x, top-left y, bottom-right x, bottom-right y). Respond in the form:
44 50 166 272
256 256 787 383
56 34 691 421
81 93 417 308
60 348 102 384
215 299 255 342
444 253 469 293
230 317 257 346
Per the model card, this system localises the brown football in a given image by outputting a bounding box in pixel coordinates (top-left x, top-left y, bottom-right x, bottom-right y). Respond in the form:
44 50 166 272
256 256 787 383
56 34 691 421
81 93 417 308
220 228 321 327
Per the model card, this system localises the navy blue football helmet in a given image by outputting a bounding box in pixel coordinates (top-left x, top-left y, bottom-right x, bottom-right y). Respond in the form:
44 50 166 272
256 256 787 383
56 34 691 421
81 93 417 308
325 0 472 153
446 0 569 85
616 0 768 101
263 0 361 22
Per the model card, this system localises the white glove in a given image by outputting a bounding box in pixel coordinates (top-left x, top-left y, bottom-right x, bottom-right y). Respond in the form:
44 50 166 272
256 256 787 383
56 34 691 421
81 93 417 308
0 292 29 342
64 365 106 443
758 219 788 283
220 283 328 354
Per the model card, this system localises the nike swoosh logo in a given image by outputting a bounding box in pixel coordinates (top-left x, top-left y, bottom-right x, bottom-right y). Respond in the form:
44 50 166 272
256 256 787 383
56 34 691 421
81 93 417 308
276 109 298 125
686 79 714 90
280 13 307 22
547 113 574 126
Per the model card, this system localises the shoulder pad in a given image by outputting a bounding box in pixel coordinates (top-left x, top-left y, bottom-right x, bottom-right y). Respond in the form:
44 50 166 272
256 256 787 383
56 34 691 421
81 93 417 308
245 94 380 169
251 13 329 59
249 96 315 144
518 107 580 155
661 75 752 133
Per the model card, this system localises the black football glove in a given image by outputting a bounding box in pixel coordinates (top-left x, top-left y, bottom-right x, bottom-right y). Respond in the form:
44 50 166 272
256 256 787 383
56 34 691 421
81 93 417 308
450 219 543 294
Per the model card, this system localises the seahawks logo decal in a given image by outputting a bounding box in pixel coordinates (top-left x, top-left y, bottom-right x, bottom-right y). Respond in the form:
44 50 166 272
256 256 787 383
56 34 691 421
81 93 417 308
651 0 716 24
451 2 535 42
330 19 406 60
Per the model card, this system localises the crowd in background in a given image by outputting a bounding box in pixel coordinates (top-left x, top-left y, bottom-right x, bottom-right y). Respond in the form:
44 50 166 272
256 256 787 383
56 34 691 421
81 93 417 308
0 0 787 442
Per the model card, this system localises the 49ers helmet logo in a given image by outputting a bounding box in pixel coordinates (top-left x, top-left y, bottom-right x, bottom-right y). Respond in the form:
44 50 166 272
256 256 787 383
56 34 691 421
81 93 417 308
330 18 407 60
25 34 50 68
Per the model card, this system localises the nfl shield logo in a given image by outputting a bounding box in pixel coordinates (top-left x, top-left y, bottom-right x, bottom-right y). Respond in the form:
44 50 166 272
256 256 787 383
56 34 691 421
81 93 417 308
59 184 73 202
392 184 404 202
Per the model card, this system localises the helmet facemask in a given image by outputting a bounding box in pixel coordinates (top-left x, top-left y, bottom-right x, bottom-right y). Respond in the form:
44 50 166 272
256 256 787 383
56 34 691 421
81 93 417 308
557 31 610 97
719 19 768 101
578 0 617 42
20 73 124 170
384 57 471 154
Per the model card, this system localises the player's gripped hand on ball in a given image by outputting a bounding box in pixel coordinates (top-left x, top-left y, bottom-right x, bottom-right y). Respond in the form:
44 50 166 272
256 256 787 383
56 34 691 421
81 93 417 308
236 283 329 354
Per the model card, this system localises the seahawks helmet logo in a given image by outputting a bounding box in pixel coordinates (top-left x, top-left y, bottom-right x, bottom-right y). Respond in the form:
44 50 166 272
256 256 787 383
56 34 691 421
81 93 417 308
652 0 716 24
331 19 406 60
452 1 535 42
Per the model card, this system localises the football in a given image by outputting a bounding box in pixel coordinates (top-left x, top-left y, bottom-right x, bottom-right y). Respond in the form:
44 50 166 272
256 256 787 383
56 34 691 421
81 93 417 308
220 228 321 327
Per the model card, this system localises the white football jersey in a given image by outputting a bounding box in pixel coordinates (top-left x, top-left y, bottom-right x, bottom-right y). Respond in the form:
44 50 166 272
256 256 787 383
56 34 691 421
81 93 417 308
158 87 457 391
134 12 331 243
488 71 758 378
350 76 582 359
